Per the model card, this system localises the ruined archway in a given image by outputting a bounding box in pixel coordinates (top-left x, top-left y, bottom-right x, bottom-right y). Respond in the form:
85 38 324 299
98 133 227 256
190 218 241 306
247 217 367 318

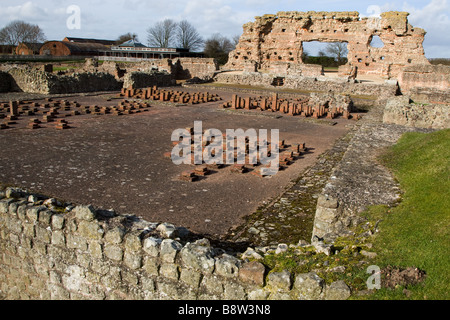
227 11 429 79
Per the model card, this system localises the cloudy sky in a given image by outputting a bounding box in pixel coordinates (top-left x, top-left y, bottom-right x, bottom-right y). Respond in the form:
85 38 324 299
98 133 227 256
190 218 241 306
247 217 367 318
0 0 449 58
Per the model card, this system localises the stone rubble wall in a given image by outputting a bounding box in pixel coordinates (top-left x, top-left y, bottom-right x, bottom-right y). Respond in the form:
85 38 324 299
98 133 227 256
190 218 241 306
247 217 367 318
0 188 351 300
6 67 121 94
312 102 433 243
214 72 398 103
383 96 450 130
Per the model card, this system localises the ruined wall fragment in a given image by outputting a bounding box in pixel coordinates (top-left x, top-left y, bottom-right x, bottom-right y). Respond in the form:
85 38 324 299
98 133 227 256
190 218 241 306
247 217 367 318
226 11 429 79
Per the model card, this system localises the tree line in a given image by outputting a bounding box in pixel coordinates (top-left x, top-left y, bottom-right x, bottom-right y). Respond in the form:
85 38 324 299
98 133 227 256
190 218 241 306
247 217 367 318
1 19 350 67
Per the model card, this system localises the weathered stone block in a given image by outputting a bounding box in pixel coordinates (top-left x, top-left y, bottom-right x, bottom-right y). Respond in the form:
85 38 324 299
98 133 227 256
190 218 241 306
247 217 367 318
35 225 52 244
238 261 266 287
51 230 66 247
38 209 53 225
73 205 96 222
160 239 183 263
159 263 179 280
143 256 159 276
224 282 246 300
325 280 351 300
104 227 125 244
215 254 241 278
143 237 161 257
124 250 142 270
293 272 325 300
77 220 104 240
104 245 123 262
51 214 65 230
268 270 292 291
124 232 142 252
180 268 202 288
180 241 215 274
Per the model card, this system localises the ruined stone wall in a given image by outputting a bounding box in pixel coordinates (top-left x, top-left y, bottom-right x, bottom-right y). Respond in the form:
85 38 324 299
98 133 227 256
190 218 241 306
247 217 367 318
227 11 429 79
0 71 11 93
0 188 353 300
398 64 450 96
6 67 121 94
122 71 175 89
214 72 398 103
312 102 433 242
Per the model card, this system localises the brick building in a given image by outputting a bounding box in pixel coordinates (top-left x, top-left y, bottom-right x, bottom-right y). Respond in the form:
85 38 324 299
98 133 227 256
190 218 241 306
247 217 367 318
39 41 110 56
15 42 44 55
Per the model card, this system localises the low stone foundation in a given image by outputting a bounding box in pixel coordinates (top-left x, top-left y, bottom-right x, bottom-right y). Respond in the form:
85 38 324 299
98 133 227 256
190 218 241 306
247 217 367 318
214 72 399 103
383 96 450 130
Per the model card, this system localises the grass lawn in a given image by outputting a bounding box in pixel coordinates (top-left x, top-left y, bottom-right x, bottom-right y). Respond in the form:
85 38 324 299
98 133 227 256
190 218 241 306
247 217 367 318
362 129 449 299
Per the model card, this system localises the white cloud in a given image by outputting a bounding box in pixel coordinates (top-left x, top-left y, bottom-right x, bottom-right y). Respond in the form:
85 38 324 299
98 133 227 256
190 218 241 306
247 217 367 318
403 0 450 57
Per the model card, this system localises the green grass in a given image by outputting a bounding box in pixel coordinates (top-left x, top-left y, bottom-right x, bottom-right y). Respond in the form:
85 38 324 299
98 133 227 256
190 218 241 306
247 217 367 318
362 129 450 299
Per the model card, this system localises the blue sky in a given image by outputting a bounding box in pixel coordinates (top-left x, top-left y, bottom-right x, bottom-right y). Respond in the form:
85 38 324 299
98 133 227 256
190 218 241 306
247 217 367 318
0 0 449 58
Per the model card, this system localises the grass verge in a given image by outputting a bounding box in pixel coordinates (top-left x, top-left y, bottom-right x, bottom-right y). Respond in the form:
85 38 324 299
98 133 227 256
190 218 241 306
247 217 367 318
361 128 450 299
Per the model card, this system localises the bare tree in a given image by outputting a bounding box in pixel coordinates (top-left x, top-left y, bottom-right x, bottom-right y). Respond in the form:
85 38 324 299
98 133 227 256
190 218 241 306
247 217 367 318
325 42 348 64
0 20 46 46
204 33 234 65
116 32 139 45
147 19 178 48
232 35 241 47
176 20 204 51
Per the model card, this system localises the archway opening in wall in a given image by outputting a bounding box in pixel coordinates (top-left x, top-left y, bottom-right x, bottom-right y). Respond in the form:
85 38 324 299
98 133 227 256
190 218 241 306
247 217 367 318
301 41 349 73
370 35 384 48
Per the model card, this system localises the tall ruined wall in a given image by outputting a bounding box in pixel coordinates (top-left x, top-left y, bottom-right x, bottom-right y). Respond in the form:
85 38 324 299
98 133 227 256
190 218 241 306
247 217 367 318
226 11 429 79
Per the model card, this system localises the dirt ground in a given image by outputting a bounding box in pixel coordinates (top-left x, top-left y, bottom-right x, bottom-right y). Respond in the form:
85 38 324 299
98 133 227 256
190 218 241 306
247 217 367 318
0 87 355 239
